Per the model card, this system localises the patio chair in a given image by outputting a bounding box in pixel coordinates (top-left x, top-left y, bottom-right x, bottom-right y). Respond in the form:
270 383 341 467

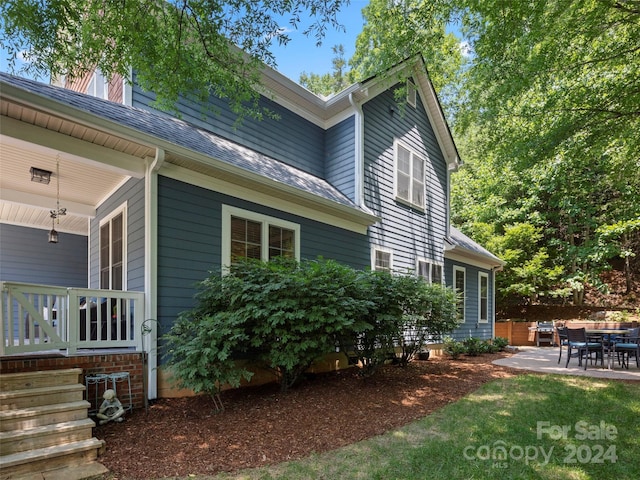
556 326 569 364
614 327 640 369
565 327 604 370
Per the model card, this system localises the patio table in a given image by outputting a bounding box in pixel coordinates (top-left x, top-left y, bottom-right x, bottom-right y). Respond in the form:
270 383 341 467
585 329 632 370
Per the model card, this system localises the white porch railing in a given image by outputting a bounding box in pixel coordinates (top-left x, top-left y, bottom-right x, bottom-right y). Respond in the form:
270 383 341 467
0 281 145 356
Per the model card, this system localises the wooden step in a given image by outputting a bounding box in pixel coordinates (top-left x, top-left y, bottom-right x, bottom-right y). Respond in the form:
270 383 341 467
0 368 83 392
0 418 95 455
0 384 85 411
0 400 90 432
0 438 106 478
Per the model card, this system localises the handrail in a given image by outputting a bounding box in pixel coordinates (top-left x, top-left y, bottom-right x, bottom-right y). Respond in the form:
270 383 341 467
1 281 145 356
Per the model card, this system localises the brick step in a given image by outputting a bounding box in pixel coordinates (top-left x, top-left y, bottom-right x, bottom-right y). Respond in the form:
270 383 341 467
0 418 95 455
0 384 85 411
0 400 90 432
0 368 83 392
0 438 106 478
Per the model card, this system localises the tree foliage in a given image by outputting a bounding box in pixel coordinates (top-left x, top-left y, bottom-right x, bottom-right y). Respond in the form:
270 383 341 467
299 44 350 96
0 0 348 118
352 0 640 303
451 0 640 303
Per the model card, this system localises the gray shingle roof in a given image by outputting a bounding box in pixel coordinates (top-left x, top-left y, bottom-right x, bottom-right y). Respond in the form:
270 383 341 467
447 226 504 266
1 72 363 211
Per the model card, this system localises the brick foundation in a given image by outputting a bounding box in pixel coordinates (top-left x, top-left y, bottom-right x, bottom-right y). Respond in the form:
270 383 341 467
0 352 146 412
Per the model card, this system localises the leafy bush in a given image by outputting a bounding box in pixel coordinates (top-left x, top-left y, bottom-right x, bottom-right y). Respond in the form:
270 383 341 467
443 336 466 359
492 336 509 351
337 270 403 376
462 337 487 356
164 258 374 395
164 257 461 401
395 278 459 366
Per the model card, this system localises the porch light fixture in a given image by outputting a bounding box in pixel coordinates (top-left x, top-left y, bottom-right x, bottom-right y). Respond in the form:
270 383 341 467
48 158 66 243
30 167 52 184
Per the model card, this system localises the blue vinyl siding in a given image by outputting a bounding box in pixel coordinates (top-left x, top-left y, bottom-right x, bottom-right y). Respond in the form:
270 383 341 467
363 85 449 271
325 117 356 202
132 80 325 178
156 175 369 347
0 223 87 286
89 177 145 292
444 259 494 341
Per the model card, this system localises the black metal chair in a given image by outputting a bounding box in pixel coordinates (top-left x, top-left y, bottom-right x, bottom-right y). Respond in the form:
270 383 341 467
614 327 640 369
556 326 569 364
565 327 604 370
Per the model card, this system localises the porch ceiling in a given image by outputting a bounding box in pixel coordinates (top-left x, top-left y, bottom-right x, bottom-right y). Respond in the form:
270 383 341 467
0 98 153 236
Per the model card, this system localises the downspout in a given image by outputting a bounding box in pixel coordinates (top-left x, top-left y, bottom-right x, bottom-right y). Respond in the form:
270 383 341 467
349 92 365 208
144 147 165 401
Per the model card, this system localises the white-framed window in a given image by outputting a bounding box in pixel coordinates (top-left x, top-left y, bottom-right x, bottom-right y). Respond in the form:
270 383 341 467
221 205 300 267
87 69 108 99
417 258 443 284
372 247 393 272
453 266 466 322
407 79 417 107
99 203 127 290
479 272 489 323
394 140 425 209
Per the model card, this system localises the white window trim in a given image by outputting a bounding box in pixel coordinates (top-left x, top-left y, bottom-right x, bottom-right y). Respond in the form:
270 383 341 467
478 271 489 324
393 139 426 210
453 266 466 322
221 205 300 268
371 246 393 272
416 257 443 284
407 79 417 108
98 202 127 290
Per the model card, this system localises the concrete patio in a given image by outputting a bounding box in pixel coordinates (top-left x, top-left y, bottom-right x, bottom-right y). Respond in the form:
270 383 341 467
493 346 640 380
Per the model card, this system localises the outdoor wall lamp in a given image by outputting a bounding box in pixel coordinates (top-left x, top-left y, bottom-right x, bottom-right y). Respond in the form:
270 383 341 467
30 167 52 184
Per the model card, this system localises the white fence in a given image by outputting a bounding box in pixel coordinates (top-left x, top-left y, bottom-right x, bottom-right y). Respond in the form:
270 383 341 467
1 281 145 355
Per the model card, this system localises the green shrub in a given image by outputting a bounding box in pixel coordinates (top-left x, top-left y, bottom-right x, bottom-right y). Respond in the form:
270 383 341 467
395 278 459 366
492 336 509 351
443 336 466 359
462 337 487 356
164 257 461 402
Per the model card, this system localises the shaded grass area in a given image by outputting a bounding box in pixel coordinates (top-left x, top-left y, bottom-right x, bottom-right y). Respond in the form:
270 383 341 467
210 375 640 480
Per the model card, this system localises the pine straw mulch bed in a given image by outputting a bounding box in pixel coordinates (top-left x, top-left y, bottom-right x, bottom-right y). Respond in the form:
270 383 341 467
94 352 518 479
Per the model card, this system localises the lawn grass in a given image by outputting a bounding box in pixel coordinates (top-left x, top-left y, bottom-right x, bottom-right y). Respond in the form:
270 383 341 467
93 374 640 480
208 374 640 480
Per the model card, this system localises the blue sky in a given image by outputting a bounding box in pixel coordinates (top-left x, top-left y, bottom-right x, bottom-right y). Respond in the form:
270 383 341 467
270 0 368 81
0 1 368 85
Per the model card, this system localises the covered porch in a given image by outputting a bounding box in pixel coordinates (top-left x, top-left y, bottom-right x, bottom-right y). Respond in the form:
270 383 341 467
1 75 160 399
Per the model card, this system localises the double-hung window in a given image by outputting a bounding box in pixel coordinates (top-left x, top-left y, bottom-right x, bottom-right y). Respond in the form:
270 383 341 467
99 205 126 290
417 258 443 284
479 272 489 323
87 69 108 100
222 205 299 266
395 140 425 209
453 266 466 322
372 247 392 272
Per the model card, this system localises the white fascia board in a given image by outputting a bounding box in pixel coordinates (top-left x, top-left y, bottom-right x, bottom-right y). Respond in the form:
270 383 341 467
445 249 505 270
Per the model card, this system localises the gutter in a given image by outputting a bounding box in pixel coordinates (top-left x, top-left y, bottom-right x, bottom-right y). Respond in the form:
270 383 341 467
349 92 365 208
